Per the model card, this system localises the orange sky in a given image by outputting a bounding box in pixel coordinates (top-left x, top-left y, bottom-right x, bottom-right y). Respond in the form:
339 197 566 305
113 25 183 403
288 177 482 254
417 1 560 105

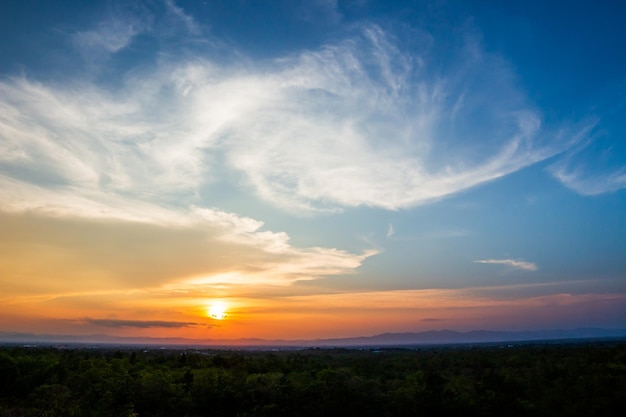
2 210 624 342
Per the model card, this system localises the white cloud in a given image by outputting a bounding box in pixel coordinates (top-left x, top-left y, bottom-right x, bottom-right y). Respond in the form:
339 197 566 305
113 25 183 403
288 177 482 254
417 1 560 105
0 75 208 201
165 0 200 35
547 118 626 196
0 191 376 294
552 166 626 195
0 174 376 290
220 27 588 212
386 223 395 238
0 23 594 221
0 176 186 225
73 16 142 54
474 259 538 272
190 206 379 284
549 130 626 195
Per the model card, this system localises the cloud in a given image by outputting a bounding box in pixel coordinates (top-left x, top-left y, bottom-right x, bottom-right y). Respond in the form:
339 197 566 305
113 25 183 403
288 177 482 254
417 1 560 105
240 286 625 316
474 259 538 271
552 166 626 195
0 207 377 340
547 109 626 196
70 2 202 69
188 207 379 284
0 208 375 301
81 317 202 328
215 26 590 212
386 223 395 238
73 16 143 54
164 0 200 35
3 285 624 339
0 23 593 219
550 131 626 195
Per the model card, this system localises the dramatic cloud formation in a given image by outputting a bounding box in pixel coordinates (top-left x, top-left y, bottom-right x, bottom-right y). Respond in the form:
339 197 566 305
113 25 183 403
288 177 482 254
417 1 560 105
0 23 595 220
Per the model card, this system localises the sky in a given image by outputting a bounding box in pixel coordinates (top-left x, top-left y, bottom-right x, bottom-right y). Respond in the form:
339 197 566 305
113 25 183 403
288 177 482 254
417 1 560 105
1 0 625 342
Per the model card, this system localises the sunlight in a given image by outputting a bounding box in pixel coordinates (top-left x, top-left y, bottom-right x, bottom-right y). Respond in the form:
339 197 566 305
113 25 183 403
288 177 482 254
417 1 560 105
208 301 228 320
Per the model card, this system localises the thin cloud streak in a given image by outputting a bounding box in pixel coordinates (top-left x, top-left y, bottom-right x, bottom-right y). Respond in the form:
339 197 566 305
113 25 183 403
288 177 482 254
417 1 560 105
551 165 626 195
2 275 622 339
73 17 140 54
474 259 538 271
165 0 200 35
547 121 626 195
81 317 203 329
237 288 625 315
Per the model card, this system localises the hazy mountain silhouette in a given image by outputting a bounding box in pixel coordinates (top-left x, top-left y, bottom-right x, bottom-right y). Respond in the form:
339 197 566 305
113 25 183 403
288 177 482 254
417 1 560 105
2 328 626 347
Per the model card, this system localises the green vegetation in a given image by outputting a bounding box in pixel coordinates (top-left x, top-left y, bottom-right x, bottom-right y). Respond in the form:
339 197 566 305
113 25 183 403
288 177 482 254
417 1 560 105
1 342 625 416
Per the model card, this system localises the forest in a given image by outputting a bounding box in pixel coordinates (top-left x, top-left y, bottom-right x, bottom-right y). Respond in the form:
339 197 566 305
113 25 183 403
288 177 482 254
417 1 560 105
1 341 625 417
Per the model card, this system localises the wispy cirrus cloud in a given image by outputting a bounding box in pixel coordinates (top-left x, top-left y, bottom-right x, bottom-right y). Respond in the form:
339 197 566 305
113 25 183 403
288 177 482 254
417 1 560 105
188 207 378 284
549 131 626 196
474 259 538 271
164 0 200 35
546 94 626 197
552 166 626 196
72 15 145 55
224 26 577 212
70 0 203 71
0 22 593 218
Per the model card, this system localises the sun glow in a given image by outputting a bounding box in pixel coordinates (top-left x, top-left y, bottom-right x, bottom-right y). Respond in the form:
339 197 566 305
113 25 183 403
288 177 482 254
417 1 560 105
208 302 228 320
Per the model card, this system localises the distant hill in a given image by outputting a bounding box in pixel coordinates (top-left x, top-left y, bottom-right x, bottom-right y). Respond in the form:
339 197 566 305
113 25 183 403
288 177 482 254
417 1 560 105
2 327 626 348
309 328 626 347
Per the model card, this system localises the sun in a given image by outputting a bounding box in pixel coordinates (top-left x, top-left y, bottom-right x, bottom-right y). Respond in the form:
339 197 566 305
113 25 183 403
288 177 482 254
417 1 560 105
208 302 228 320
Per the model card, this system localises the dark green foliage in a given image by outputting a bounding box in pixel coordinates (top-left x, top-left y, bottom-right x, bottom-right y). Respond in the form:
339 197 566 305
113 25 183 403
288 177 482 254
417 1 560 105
0 342 625 417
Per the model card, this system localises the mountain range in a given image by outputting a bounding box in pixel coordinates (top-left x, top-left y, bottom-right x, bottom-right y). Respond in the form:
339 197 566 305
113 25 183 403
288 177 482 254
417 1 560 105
2 328 626 348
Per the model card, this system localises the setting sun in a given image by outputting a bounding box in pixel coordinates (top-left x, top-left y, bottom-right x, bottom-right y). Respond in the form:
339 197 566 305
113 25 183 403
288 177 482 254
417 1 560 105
208 302 228 320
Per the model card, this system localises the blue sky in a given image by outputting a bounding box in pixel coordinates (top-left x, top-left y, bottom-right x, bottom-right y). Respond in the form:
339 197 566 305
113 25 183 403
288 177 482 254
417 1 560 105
0 0 625 340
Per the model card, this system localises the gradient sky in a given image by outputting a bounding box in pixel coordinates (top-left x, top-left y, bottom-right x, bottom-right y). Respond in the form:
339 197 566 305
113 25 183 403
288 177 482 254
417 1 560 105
1 0 625 342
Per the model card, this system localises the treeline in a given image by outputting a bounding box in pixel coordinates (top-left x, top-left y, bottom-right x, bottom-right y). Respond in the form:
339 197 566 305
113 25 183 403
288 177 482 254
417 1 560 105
1 342 625 417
